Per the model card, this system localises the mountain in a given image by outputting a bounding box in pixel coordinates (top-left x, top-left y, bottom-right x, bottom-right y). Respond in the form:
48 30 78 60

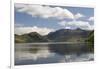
85 30 94 51
86 30 94 43
15 32 48 43
46 28 92 42
15 28 93 43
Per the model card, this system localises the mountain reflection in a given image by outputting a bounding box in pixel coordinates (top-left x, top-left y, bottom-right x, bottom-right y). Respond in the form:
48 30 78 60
15 43 94 65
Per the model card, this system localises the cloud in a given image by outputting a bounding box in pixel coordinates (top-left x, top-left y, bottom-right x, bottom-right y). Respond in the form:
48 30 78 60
15 26 54 35
75 13 85 19
58 21 66 26
59 20 94 30
15 23 24 27
88 17 94 21
15 4 74 19
15 4 93 31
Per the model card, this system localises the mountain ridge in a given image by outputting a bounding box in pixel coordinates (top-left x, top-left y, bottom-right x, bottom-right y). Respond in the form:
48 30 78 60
15 29 93 43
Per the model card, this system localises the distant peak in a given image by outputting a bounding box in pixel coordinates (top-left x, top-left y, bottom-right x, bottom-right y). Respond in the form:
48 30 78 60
75 28 82 30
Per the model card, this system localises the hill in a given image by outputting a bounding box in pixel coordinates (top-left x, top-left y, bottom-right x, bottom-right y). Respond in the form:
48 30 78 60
15 29 93 43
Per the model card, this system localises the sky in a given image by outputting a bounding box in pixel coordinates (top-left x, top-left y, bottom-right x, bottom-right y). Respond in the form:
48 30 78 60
15 3 94 35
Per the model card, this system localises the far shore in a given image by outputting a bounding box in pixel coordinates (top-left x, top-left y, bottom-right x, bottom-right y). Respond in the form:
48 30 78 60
15 42 92 45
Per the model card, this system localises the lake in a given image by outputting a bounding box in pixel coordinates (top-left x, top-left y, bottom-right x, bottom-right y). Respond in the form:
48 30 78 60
15 43 94 65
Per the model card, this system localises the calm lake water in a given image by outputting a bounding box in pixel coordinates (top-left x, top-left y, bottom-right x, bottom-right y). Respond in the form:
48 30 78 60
15 43 94 65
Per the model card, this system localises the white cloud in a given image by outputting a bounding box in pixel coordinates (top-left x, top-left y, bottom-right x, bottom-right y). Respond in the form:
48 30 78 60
88 17 94 21
15 26 54 35
15 4 74 19
15 23 24 27
65 27 72 29
59 20 94 30
58 21 66 26
75 13 85 19
15 4 93 31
